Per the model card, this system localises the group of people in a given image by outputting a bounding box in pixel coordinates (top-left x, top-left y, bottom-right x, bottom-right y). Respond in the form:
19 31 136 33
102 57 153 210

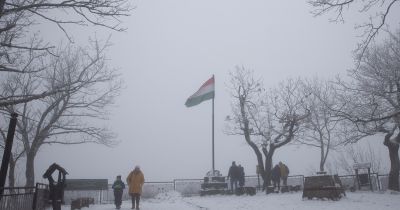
111 161 288 209
227 161 245 192
111 166 145 210
271 161 290 191
227 161 290 193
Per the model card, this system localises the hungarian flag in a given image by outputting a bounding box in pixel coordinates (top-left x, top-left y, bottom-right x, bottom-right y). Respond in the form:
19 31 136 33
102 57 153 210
185 76 215 107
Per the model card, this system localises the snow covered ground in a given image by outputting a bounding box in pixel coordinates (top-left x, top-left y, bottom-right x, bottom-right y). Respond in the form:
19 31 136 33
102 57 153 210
62 191 400 210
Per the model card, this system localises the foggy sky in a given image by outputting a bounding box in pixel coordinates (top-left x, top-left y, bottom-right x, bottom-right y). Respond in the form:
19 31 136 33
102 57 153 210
29 0 400 183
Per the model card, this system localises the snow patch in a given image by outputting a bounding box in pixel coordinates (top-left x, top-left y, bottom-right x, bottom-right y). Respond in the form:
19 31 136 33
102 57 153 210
152 191 183 203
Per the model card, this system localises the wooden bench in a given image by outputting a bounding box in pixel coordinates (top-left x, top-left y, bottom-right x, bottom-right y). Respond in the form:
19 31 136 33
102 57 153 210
70 197 94 210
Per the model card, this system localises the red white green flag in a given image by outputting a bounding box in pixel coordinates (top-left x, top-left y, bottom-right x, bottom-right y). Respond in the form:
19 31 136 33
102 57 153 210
185 76 215 107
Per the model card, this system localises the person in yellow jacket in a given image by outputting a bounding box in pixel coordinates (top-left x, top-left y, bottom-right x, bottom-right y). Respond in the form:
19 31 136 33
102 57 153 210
279 161 289 186
127 166 145 210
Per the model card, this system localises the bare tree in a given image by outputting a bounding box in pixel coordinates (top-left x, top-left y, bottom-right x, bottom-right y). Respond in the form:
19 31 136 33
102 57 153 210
327 141 386 175
1 40 121 187
297 78 343 172
0 45 70 107
0 0 132 106
0 121 25 187
331 29 400 191
0 0 132 72
226 67 309 187
309 0 400 59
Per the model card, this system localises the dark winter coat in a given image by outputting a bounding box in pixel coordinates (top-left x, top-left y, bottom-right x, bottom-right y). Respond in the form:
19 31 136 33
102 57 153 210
271 165 281 181
238 166 245 186
228 165 240 180
112 179 125 191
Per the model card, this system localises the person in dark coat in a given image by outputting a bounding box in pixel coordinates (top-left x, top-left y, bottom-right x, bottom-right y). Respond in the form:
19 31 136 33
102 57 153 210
227 161 239 192
112 175 125 209
271 164 281 191
238 164 245 187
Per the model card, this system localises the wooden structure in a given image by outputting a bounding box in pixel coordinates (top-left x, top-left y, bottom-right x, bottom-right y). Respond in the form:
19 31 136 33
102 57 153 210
302 175 345 200
43 163 68 210
353 162 373 191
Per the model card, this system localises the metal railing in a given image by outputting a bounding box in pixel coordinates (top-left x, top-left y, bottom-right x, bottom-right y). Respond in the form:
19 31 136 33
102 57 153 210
0 183 49 210
62 173 397 204
94 174 306 203
32 183 50 210
0 186 35 210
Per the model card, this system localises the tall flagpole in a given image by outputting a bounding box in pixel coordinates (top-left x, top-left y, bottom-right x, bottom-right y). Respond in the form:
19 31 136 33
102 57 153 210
212 76 215 173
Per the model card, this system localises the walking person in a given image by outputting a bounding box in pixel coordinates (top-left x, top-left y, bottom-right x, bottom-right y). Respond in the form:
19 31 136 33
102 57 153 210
127 166 145 210
112 175 125 209
271 164 281 192
238 164 245 187
227 161 239 193
279 162 289 186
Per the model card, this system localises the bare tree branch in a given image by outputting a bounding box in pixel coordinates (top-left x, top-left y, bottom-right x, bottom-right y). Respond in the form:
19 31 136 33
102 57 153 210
1 40 121 187
309 0 400 60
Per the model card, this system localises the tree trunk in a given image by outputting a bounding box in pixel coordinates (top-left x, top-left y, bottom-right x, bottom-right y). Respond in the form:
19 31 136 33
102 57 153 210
387 143 399 191
238 95 268 188
264 154 273 186
384 133 400 191
263 146 275 187
8 156 16 188
320 144 325 172
25 152 35 187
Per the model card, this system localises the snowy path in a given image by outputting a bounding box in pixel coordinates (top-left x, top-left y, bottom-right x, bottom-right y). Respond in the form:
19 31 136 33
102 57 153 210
62 191 400 210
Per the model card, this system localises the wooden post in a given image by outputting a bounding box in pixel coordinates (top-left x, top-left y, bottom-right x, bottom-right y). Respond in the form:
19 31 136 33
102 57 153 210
368 168 373 191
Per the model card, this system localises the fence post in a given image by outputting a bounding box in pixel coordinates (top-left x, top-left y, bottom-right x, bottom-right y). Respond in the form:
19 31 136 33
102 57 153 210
377 174 381 191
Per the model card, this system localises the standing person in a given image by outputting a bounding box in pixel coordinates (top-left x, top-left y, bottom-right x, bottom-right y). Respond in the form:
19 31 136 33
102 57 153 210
279 162 289 186
238 164 245 187
127 166 145 210
112 175 125 209
227 161 239 192
271 164 281 192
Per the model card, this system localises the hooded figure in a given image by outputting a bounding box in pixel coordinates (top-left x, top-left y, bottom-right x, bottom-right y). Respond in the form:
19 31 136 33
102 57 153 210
127 166 145 210
112 175 125 209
